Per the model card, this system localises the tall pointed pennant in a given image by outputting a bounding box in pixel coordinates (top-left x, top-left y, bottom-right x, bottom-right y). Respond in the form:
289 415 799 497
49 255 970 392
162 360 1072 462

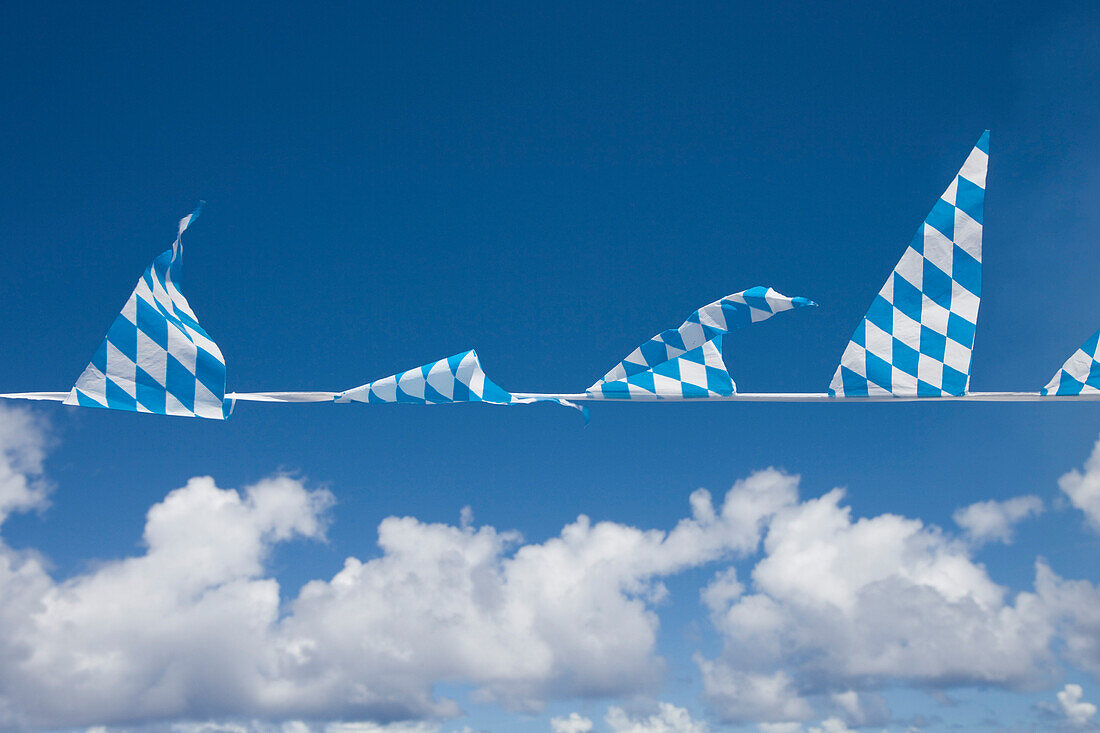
829 132 989 397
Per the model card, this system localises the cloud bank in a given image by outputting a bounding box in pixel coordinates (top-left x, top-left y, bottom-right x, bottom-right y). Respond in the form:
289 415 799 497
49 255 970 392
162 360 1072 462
0 404 794 729
0 404 1098 731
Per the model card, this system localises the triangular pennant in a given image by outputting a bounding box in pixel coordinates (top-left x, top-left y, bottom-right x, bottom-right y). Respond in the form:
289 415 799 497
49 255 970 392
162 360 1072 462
830 132 989 397
589 287 814 399
64 204 228 419
336 350 584 416
1041 327 1100 396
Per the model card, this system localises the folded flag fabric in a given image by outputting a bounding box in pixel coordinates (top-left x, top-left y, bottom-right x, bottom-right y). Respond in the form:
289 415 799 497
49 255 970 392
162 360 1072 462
588 286 815 399
1041 327 1100 396
64 204 229 419
336 350 514 405
829 131 989 397
336 350 585 415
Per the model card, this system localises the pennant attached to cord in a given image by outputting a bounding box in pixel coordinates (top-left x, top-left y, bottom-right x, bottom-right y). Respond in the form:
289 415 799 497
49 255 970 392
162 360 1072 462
588 286 815 399
829 131 988 397
1041 327 1100 396
64 204 229 419
336 350 586 417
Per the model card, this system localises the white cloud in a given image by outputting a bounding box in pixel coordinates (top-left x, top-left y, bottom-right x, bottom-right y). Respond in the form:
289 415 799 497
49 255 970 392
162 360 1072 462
700 567 742 613
828 691 859 720
827 690 888 728
5 402 1100 731
605 702 708 732
757 724 804 733
0 403 49 524
0 405 798 730
1057 684 1097 726
323 722 442 733
806 720 851 733
756 718 853 733
170 723 256 733
0 473 336 729
280 470 795 714
550 712 593 733
953 495 1043 545
1059 434 1100 531
698 487 1056 722
828 692 860 725
1033 564 1100 680
696 662 811 724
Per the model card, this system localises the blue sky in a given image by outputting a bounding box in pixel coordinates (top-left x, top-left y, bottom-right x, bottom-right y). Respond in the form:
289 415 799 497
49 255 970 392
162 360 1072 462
0 2 1099 732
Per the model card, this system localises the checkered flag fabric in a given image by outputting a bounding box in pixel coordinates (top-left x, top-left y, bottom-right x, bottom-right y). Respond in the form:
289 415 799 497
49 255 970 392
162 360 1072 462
336 350 515 405
589 286 816 399
64 205 229 419
336 350 585 415
829 131 989 397
1041 327 1100 396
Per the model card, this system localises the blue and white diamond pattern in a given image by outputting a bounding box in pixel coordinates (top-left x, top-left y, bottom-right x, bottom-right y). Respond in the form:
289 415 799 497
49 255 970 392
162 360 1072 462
589 286 815 399
64 205 228 419
336 350 516 405
336 350 586 416
829 131 988 397
1042 327 1100 396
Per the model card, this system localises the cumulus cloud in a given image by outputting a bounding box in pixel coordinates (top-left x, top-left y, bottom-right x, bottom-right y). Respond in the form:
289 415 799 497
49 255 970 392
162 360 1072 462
321 723 442 733
827 690 888 728
0 404 797 730
5 400 1100 731
1057 684 1097 726
756 719 853 733
605 702 708 732
279 470 796 714
553 703 708 733
1059 434 1100 531
697 487 1057 723
696 660 812 724
1033 563 1100 680
806 720 852 733
953 495 1044 545
550 712 593 733
0 473 336 729
0 404 49 524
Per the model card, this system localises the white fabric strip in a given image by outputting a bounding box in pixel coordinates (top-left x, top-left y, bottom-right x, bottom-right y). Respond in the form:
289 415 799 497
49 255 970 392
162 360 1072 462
227 392 339 402
513 391 1100 402
0 392 69 402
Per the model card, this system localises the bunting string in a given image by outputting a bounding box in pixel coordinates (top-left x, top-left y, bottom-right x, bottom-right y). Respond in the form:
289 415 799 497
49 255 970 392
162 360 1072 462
3 131 1100 421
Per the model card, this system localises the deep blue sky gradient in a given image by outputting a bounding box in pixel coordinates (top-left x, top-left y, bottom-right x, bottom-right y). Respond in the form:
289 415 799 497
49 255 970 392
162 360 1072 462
0 3 1098 729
